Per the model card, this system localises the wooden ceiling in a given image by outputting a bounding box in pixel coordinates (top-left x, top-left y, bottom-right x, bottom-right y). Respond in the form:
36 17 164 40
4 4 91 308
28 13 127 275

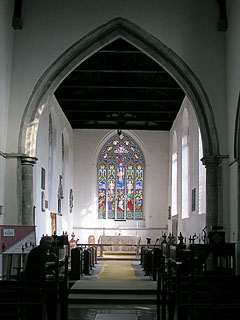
54 38 185 131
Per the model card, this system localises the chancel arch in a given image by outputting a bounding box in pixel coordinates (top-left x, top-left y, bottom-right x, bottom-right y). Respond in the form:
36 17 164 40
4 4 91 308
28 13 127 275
234 92 240 273
19 17 220 230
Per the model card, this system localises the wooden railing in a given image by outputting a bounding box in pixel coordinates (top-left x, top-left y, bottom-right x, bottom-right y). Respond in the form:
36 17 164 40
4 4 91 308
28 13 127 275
76 243 162 258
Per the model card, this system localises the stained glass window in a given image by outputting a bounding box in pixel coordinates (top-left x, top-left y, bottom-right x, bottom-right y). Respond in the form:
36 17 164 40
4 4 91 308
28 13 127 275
107 164 116 219
135 164 144 219
98 164 107 219
97 133 145 220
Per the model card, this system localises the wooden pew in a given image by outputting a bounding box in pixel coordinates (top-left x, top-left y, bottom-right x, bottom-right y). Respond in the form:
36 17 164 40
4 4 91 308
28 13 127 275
70 247 84 280
0 280 23 320
162 232 237 320
0 234 69 320
70 245 98 280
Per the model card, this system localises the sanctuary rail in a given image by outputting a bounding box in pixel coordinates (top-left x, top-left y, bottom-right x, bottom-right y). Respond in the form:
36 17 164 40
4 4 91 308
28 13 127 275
76 243 162 258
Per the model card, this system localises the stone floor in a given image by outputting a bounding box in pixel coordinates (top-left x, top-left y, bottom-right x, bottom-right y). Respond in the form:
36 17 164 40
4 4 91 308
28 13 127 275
68 260 157 320
69 307 157 320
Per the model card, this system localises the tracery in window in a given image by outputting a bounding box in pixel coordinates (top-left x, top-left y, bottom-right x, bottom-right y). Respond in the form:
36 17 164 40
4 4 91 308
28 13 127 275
97 133 145 220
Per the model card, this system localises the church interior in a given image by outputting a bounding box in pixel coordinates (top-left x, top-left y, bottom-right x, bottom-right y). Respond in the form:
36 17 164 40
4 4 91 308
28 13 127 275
0 0 240 319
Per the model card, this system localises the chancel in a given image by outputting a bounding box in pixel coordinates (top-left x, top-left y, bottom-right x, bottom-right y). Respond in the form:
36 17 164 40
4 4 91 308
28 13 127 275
0 1 240 319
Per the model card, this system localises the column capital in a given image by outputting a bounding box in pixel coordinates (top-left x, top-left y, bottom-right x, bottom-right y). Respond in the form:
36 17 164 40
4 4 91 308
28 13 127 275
201 155 219 167
21 155 38 166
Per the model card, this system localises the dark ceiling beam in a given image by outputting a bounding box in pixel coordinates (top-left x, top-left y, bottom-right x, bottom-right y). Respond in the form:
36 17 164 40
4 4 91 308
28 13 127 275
12 0 23 30
216 0 228 31
59 101 182 109
71 123 171 130
63 108 178 114
58 98 182 103
99 50 142 54
66 115 174 123
58 85 182 90
55 38 185 131
72 69 167 74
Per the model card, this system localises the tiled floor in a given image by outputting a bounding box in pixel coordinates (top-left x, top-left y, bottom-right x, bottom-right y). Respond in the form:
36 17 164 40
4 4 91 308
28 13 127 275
68 260 157 320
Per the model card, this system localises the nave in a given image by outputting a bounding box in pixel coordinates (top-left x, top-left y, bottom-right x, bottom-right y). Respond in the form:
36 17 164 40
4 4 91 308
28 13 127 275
2 2 240 317
69 259 157 320
68 228 240 320
0 229 239 320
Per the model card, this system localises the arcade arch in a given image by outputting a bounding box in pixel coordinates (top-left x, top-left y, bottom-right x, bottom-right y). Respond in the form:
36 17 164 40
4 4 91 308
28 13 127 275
234 93 240 272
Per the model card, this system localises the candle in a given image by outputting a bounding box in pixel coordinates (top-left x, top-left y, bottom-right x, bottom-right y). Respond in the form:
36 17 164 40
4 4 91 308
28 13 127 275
136 221 139 236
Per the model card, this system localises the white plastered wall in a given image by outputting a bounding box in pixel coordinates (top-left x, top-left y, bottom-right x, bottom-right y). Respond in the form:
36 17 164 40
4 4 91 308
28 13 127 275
73 129 169 244
34 96 74 243
169 97 206 243
0 1 14 224
0 0 14 277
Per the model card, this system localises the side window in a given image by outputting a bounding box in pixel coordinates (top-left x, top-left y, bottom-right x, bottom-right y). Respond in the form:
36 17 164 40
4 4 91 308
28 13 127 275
171 131 178 216
182 109 189 219
198 128 206 214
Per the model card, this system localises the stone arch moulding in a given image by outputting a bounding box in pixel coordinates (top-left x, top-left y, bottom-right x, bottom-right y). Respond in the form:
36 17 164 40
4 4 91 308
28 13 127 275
234 92 240 160
234 93 240 241
234 92 240 276
19 17 219 159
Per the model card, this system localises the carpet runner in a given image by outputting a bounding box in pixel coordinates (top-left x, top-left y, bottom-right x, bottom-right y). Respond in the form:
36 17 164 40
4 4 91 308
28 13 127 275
68 260 157 306
97 260 136 280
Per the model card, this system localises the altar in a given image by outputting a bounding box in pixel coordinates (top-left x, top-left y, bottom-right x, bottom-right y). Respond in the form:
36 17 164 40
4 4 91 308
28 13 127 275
98 235 141 252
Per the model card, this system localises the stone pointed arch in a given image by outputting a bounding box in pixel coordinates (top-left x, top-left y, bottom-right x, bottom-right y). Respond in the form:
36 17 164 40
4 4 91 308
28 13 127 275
18 17 221 227
234 92 240 275
234 93 240 160
234 95 240 221
19 17 219 158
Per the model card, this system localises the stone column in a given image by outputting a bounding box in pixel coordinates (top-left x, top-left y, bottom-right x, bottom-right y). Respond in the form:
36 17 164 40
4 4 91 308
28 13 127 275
237 160 240 274
202 155 220 228
21 156 37 225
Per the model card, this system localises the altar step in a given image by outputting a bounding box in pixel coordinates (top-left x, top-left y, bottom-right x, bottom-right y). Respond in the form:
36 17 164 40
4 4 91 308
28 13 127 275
103 251 136 255
68 280 157 305
98 251 140 260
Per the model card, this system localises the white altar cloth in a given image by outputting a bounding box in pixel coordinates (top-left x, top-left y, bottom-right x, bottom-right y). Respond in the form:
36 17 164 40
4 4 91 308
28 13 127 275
98 235 141 251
